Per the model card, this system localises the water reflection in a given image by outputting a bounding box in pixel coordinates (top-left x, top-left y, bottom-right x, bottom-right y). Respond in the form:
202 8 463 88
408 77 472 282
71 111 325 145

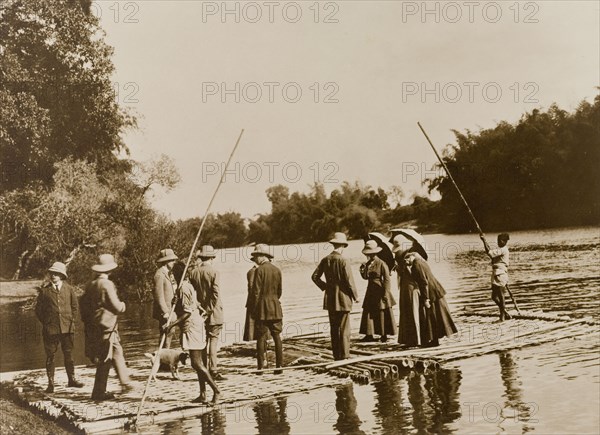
253 397 290 435
405 368 462 433
199 407 227 435
372 375 409 432
498 351 535 433
334 383 364 434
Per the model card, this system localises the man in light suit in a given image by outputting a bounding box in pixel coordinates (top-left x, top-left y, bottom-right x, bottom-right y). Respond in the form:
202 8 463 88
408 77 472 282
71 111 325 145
251 244 283 373
312 233 359 360
35 262 84 393
153 248 178 348
189 245 225 380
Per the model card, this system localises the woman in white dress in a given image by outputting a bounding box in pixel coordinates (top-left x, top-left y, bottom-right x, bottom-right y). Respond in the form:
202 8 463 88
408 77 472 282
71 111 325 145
164 261 221 403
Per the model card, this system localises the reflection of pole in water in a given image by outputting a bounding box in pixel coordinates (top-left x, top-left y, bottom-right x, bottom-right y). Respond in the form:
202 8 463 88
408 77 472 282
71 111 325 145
498 351 535 432
334 383 364 434
253 398 291 435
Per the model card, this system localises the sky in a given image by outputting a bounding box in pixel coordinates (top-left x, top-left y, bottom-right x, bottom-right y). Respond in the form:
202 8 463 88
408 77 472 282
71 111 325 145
96 0 599 220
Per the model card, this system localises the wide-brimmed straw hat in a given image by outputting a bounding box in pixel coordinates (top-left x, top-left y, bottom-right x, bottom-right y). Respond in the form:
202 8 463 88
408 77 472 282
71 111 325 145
48 262 67 278
329 232 349 247
250 244 274 259
196 245 217 258
92 254 118 273
157 248 178 263
390 228 428 260
362 240 382 255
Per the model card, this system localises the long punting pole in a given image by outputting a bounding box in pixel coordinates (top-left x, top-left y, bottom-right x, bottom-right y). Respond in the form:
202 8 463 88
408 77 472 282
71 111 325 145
417 122 484 235
417 122 520 314
133 129 245 425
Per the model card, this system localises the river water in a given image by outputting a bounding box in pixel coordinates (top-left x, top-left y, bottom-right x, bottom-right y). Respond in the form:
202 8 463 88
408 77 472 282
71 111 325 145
1 226 599 433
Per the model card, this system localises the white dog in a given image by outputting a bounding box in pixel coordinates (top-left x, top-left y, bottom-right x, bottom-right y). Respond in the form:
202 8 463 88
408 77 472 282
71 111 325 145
144 349 189 380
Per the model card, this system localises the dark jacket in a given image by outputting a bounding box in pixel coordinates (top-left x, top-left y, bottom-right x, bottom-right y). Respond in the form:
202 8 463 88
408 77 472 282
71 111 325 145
35 282 79 335
189 262 224 325
82 276 126 333
245 265 258 310
253 261 283 321
361 256 396 309
312 251 358 312
410 254 447 302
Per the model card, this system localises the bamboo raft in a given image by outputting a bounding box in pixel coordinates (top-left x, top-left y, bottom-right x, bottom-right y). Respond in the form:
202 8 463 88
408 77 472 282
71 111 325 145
1 311 596 433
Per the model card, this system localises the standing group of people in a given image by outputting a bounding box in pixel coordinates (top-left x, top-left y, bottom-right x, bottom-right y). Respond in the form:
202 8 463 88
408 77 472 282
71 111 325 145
311 230 457 361
34 229 510 401
153 245 224 403
35 256 133 401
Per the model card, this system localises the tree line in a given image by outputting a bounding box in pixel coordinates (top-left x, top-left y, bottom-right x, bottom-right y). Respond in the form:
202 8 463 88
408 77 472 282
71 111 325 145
428 95 600 232
1 0 598 299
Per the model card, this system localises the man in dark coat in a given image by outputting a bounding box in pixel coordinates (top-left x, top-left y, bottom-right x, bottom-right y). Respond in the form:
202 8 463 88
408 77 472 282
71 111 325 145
189 245 225 380
35 262 84 393
312 232 359 360
251 244 283 373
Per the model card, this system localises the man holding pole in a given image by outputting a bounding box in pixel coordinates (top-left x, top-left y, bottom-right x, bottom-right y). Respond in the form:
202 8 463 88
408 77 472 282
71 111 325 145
481 233 512 321
417 122 520 319
189 245 225 380
312 232 359 361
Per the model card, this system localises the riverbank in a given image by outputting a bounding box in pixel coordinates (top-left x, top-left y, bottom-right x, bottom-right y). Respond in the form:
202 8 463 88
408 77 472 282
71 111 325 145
0 385 77 435
0 280 41 304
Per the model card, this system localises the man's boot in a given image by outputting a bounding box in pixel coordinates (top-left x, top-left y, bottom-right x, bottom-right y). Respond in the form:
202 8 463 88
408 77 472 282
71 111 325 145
45 377 54 393
66 362 84 388
45 366 55 393
68 377 84 388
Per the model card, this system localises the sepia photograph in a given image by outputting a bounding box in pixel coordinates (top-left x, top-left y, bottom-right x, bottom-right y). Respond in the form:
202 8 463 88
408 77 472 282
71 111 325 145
0 0 598 433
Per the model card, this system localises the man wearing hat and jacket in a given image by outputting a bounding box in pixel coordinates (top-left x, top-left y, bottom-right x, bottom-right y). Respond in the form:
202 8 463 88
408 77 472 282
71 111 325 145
83 254 132 401
250 244 283 373
153 248 179 348
35 262 84 393
312 232 359 360
189 245 225 380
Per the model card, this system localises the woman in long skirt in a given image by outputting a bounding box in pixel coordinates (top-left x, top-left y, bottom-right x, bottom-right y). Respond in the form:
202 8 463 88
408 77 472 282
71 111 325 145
164 261 220 403
393 242 422 347
404 252 457 347
359 240 397 343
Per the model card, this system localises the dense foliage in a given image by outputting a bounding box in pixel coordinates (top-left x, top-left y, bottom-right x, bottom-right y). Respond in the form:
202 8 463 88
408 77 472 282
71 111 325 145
0 0 134 191
428 96 600 232
247 183 387 244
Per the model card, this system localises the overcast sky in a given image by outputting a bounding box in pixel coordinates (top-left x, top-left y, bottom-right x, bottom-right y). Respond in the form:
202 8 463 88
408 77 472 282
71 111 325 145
97 0 599 220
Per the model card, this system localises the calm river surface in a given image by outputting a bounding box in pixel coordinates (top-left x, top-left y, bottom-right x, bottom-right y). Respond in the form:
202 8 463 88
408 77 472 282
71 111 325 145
1 226 599 434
